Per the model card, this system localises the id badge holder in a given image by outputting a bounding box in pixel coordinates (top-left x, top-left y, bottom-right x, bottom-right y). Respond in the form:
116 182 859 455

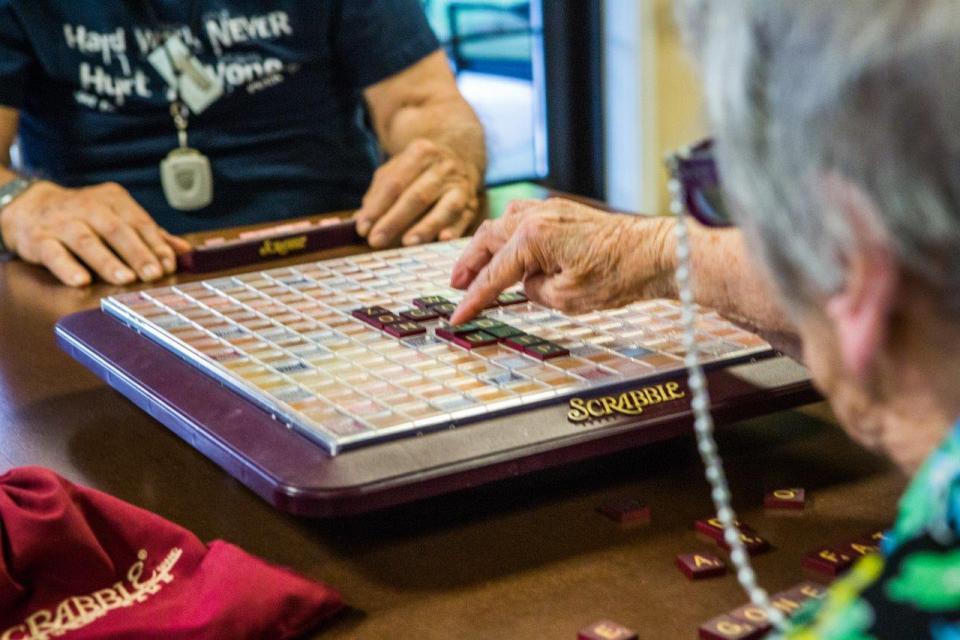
161 147 213 211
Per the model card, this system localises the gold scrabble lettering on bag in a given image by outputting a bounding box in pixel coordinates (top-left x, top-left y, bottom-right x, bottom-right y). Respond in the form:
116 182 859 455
2 547 183 640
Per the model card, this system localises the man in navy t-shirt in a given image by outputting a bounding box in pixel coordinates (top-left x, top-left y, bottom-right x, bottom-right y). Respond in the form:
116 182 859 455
0 1 486 286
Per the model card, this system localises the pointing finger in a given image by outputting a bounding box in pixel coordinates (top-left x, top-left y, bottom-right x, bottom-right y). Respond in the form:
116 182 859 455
451 235 526 324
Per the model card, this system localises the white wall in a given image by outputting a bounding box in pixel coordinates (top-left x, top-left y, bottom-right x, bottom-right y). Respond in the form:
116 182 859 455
602 0 658 214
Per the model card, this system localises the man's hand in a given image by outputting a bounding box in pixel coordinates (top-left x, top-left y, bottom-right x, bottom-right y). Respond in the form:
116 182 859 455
449 198 677 324
0 181 191 287
360 50 486 249
355 137 481 248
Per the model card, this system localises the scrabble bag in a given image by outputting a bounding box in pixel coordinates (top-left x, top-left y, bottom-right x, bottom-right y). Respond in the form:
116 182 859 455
0 467 344 639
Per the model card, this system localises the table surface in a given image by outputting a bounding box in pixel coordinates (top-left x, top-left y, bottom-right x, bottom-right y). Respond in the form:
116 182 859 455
0 186 905 639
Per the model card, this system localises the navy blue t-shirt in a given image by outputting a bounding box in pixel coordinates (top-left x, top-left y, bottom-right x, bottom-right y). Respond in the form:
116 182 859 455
0 1 439 233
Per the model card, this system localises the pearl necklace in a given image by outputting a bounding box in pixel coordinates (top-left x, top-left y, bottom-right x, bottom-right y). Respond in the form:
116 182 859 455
668 169 788 631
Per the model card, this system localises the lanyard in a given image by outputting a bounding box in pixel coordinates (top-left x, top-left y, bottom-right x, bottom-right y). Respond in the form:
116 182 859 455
141 1 206 146
142 0 217 211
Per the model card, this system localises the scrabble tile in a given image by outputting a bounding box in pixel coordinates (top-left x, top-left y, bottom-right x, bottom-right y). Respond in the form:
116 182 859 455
698 614 767 640
727 603 775 630
436 322 483 341
384 322 426 338
504 334 546 351
400 308 440 322
694 518 754 543
840 539 880 559
676 553 726 580
452 331 499 349
577 620 638 640
470 317 505 331
485 324 525 340
729 585 820 625
763 488 806 510
524 342 570 360
497 291 528 306
372 312 403 327
431 303 459 318
779 580 828 606
351 306 390 321
597 499 651 525
352 311 387 328
801 546 853 578
413 296 449 309
452 320 486 334
719 530 771 556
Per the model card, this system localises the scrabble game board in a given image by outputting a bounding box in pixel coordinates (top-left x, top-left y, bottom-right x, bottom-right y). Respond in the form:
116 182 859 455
100 239 773 455
57 239 817 516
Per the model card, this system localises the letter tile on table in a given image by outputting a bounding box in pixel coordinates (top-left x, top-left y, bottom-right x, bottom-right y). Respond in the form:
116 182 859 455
763 488 806 510
676 552 727 580
694 518 754 543
718 530 771 556
801 546 853 578
400 308 440 322
577 620 638 640
596 499 651 525
698 614 768 640
727 603 775 631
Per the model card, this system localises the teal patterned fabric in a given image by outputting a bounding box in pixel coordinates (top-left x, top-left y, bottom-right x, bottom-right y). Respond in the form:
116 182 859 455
776 421 960 639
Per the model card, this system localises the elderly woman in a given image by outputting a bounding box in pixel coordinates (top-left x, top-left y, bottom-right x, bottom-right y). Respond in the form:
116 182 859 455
452 1 960 637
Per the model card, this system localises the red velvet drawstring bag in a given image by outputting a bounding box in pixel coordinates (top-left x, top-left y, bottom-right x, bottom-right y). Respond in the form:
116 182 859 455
0 467 343 639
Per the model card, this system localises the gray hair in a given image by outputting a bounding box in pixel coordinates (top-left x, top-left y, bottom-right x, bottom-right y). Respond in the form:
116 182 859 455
675 0 960 313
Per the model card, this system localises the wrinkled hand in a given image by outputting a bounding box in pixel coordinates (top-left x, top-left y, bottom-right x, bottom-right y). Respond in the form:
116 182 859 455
450 198 677 324
0 181 191 287
355 138 481 249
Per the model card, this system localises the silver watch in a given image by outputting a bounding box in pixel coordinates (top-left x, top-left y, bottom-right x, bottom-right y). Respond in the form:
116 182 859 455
0 176 35 256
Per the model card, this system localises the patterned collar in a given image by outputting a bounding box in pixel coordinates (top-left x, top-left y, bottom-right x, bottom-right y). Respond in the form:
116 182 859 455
886 419 960 552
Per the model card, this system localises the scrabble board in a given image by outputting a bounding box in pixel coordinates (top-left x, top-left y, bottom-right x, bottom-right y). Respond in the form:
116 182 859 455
56 240 819 516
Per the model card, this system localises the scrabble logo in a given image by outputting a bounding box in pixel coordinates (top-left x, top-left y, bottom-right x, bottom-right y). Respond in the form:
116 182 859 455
258 235 309 257
567 382 686 423
2 547 183 640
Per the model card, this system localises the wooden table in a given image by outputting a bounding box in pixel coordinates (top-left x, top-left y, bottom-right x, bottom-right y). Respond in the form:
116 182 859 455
0 187 906 639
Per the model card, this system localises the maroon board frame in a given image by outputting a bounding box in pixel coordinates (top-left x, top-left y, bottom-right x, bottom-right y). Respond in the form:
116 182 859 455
55 309 821 518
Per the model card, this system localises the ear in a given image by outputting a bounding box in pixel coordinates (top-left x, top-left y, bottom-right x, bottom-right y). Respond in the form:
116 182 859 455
823 179 899 380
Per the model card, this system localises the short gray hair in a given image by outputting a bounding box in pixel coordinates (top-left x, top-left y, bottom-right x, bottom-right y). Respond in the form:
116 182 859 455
676 0 960 313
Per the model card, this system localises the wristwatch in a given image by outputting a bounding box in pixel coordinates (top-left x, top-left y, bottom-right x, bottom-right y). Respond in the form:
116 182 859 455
0 175 35 257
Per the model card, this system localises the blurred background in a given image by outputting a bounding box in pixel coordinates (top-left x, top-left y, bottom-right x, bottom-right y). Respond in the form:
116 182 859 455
422 0 706 215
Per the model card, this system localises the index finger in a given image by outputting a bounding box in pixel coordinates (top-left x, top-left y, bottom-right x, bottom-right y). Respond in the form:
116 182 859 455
449 202 536 289
450 237 525 325
450 221 502 290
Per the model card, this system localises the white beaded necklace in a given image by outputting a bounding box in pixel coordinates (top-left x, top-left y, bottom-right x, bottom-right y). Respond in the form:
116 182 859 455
668 163 789 631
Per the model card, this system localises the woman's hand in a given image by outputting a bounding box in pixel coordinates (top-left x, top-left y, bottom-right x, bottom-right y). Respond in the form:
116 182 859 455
450 198 677 324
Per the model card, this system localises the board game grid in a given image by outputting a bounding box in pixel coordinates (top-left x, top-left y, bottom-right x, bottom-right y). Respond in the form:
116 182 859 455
101 240 772 455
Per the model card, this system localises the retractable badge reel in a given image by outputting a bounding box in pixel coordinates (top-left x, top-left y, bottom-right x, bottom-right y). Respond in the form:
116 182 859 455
161 101 213 211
